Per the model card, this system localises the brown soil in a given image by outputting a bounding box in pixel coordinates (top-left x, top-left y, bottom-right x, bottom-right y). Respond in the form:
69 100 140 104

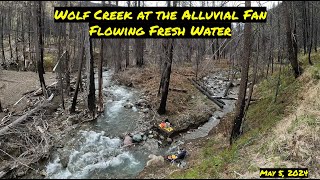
0 70 56 110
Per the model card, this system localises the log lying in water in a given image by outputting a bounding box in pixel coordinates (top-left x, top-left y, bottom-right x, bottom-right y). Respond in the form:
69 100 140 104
189 78 224 109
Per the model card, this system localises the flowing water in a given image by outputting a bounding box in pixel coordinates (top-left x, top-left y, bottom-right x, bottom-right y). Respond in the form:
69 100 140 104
45 70 152 179
44 69 238 179
182 71 238 140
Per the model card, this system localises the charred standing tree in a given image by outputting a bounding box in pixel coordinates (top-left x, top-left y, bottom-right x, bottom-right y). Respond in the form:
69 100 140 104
1 16 5 65
0 100 2 112
85 23 96 118
98 1 106 112
283 1 303 77
135 1 144 67
70 26 85 113
158 1 175 115
307 2 314 65
125 1 130 68
34 1 48 98
64 1 71 95
230 1 252 145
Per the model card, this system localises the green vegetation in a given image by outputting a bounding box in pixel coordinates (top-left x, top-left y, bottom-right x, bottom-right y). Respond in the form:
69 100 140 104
169 52 319 179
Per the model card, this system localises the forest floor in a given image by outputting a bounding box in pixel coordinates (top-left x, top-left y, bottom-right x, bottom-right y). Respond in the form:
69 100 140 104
139 52 320 179
0 70 56 110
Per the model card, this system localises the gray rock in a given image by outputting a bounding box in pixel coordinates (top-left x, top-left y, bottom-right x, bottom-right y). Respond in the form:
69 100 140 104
149 131 153 134
148 134 154 138
159 135 164 140
142 108 149 113
166 137 173 144
143 139 159 152
59 153 69 168
143 135 147 141
124 103 133 109
132 134 142 142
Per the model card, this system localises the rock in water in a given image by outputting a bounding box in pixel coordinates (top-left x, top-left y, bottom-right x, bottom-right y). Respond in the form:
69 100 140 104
148 134 154 138
142 108 149 113
132 134 142 142
123 135 133 146
124 103 133 109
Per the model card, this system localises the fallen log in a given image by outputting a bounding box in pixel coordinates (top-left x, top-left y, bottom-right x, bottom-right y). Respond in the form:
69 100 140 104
192 78 226 105
0 94 54 136
169 88 187 93
212 96 258 101
189 78 224 109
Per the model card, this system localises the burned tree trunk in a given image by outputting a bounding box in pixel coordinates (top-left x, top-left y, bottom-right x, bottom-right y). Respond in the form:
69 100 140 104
34 1 48 98
1 16 5 65
283 1 303 78
158 38 174 115
70 29 85 113
85 23 96 118
230 1 252 145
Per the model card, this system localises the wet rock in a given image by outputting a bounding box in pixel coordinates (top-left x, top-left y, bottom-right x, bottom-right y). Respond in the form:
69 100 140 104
159 135 164 140
143 135 147 141
166 137 173 144
40 169 47 177
148 134 154 138
124 103 133 109
60 156 69 168
143 139 159 152
135 99 147 107
131 106 137 112
123 135 133 146
142 108 149 113
132 134 142 142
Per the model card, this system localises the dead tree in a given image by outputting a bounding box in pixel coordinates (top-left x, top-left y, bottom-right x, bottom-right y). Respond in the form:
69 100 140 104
283 1 303 78
308 2 314 65
98 1 106 112
230 1 252 145
1 16 5 65
85 23 96 118
70 27 85 113
64 1 71 95
158 1 175 115
34 1 48 98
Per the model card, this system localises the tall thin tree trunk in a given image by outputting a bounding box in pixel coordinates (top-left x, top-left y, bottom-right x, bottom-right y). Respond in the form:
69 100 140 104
8 8 13 61
308 2 314 65
158 1 175 115
35 1 48 98
230 1 252 145
1 16 5 65
64 1 71 96
98 2 105 113
283 1 303 78
85 22 96 118
21 10 26 71
70 27 85 113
